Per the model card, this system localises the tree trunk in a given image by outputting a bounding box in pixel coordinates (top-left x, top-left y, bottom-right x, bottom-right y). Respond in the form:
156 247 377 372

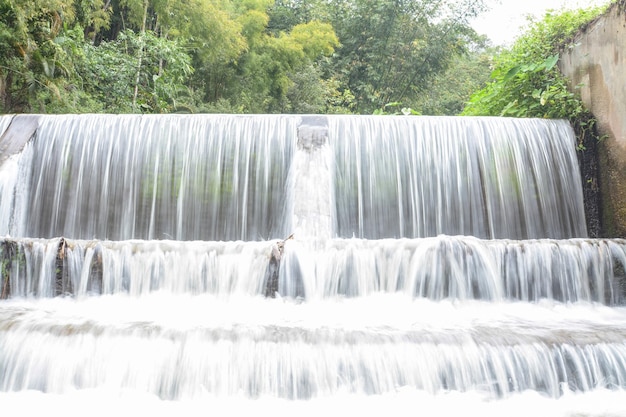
132 0 149 110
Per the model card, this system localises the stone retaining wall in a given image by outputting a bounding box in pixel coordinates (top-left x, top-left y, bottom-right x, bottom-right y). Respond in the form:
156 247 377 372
559 1 626 236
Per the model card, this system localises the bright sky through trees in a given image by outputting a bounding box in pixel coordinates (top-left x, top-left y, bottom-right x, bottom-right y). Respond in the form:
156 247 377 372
471 0 610 45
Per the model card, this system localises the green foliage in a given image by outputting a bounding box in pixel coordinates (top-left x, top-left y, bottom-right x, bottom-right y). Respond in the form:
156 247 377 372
412 47 493 115
322 77 356 114
462 5 608 120
229 12 339 113
289 21 337 59
463 53 585 119
0 0 78 112
74 0 111 38
35 25 104 113
373 102 421 115
321 0 488 113
0 0 550 115
81 29 193 113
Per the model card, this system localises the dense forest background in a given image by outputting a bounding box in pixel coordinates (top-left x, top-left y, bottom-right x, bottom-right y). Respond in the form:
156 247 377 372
0 0 497 114
0 0 609 116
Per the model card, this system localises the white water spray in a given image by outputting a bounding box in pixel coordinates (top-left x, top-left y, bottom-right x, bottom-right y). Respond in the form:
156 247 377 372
0 114 625 415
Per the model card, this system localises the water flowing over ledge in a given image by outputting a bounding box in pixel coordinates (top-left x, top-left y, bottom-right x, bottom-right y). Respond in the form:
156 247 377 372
330 116 586 239
1 236 624 303
0 114 586 241
0 114 296 241
0 114 623 410
2 294 626 400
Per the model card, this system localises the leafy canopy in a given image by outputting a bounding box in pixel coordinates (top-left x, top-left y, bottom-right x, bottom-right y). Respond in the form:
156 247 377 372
0 0 487 114
462 5 608 120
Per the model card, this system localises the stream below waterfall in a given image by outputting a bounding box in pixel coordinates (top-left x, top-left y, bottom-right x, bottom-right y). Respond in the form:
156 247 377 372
2 294 626 416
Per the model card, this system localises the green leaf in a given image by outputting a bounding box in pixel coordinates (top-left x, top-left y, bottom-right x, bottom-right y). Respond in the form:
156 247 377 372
503 65 521 81
544 54 559 70
462 5 605 120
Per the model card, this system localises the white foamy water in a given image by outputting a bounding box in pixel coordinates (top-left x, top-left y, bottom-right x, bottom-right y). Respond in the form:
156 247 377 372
2 387 626 417
2 294 626 401
330 116 586 239
3 236 625 303
0 114 623 414
0 115 586 241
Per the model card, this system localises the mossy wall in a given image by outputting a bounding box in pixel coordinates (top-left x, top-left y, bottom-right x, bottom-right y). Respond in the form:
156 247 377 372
559 2 626 237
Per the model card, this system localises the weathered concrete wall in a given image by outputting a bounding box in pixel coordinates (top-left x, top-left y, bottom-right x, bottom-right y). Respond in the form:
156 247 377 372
559 2 626 237
0 114 39 167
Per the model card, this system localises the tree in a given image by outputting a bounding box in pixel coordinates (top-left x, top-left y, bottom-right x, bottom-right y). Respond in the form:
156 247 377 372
0 0 73 112
228 9 339 113
0 0 489 115
319 0 488 113
413 42 494 115
0 0 114 112
79 29 193 113
462 5 608 119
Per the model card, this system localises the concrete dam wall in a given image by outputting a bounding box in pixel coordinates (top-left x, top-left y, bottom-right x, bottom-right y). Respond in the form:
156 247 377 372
559 1 626 236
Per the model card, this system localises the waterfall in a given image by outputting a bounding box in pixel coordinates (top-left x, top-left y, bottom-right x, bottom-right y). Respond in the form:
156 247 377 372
2 236 624 303
1 114 295 241
1 114 626 416
0 115 585 241
331 116 586 239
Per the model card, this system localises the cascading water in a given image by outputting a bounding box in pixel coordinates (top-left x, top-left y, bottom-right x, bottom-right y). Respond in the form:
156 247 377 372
331 116 586 239
3 114 295 241
1 114 626 416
